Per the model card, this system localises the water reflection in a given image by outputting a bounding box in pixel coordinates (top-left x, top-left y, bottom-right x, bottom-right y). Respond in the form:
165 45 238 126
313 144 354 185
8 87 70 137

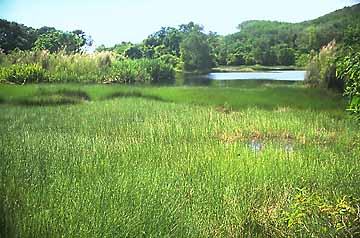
208 71 305 81
175 70 305 87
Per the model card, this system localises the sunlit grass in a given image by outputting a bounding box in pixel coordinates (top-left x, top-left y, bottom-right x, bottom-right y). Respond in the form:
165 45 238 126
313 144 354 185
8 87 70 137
0 83 359 237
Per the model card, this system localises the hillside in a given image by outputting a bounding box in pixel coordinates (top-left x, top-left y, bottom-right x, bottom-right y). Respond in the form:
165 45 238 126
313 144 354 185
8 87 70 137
217 3 360 66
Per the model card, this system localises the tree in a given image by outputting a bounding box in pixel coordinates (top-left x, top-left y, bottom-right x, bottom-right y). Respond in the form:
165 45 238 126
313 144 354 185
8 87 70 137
180 31 213 72
144 27 182 57
0 19 37 52
33 31 84 53
277 47 295 65
72 29 93 50
124 45 143 59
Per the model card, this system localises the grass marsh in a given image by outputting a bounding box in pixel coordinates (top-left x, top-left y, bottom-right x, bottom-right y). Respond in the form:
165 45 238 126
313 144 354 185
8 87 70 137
0 82 359 237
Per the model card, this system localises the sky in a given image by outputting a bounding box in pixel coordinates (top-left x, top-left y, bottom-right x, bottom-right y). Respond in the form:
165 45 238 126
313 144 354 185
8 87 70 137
0 0 358 47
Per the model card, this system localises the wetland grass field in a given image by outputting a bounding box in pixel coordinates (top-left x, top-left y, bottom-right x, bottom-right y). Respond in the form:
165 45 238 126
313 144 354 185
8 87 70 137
0 82 359 237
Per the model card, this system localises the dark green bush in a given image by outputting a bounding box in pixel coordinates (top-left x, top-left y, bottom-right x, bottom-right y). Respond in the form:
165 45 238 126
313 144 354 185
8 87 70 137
0 64 48 84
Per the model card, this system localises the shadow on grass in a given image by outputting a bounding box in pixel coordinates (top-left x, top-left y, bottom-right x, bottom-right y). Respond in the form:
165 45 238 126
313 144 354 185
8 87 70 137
105 91 169 102
14 89 90 106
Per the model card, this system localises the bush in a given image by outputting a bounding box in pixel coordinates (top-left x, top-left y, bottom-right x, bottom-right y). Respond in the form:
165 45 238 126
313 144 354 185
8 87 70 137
337 51 360 120
0 64 48 84
276 189 359 237
107 59 174 84
295 53 310 67
304 52 321 86
159 54 180 69
305 40 340 90
0 50 174 84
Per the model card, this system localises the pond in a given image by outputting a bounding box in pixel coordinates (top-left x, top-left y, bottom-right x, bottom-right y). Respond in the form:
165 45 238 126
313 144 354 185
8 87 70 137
175 70 305 86
208 70 305 81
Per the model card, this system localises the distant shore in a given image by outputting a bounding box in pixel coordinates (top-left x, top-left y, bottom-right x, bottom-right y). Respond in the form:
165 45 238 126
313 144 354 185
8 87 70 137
212 65 304 72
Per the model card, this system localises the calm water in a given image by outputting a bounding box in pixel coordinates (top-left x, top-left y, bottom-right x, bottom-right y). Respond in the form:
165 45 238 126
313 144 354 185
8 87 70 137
208 70 305 81
176 70 305 86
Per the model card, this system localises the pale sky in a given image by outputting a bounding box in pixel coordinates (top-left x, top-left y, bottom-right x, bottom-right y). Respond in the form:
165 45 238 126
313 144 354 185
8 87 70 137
0 0 358 47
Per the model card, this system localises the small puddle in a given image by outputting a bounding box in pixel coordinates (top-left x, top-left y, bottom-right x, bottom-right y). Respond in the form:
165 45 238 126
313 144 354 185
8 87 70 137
284 143 294 152
249 140 264 152
248 140 294 152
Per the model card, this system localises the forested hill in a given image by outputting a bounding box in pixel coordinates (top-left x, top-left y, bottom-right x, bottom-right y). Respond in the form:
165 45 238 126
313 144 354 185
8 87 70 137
218 3 360 66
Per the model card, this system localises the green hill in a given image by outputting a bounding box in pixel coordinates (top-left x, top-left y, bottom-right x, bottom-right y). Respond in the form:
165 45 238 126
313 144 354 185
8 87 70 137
217 3 360 66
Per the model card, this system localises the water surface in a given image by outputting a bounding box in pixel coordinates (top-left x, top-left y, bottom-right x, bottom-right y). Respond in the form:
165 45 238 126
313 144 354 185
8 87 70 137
208 70 305 81
176 70 305 86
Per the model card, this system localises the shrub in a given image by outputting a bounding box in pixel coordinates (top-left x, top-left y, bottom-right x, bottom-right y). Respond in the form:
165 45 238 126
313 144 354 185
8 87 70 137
0 64 48 84
295 53 310 67
304 51 321 86
159 54 180 69
0 51 174 84
107 59 174 84
305 40 340 90
277 189 359 237
337 51 360 120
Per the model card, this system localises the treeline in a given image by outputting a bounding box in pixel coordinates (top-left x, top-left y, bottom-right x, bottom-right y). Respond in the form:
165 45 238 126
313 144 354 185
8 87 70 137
96 4 360 69
0 19 93 53
0 19 174 84
1 4 360 72
96 22 214 72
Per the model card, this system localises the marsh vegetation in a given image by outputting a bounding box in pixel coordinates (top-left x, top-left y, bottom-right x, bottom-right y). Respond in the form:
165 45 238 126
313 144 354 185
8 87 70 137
0 3 359 238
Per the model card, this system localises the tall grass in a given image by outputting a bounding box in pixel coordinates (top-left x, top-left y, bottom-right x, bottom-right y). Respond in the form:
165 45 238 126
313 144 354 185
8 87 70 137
0 50 174 84
0 83 359 237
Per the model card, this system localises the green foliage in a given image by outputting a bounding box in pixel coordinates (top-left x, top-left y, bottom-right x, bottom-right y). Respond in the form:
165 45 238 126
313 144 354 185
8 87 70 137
0 64 48 84
305 40 338 89
108 59 174 84
295 53 310 67
305 53 321 86
226 52 245 66
1 18 91 54
0 50 174 84
0 19 37 52
277 47 295 66
275 188 360 237
180 31 213 72
159 54 180 69
337 52 360 120
33 31 84 53
214 4 360 66
124 45 143 59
